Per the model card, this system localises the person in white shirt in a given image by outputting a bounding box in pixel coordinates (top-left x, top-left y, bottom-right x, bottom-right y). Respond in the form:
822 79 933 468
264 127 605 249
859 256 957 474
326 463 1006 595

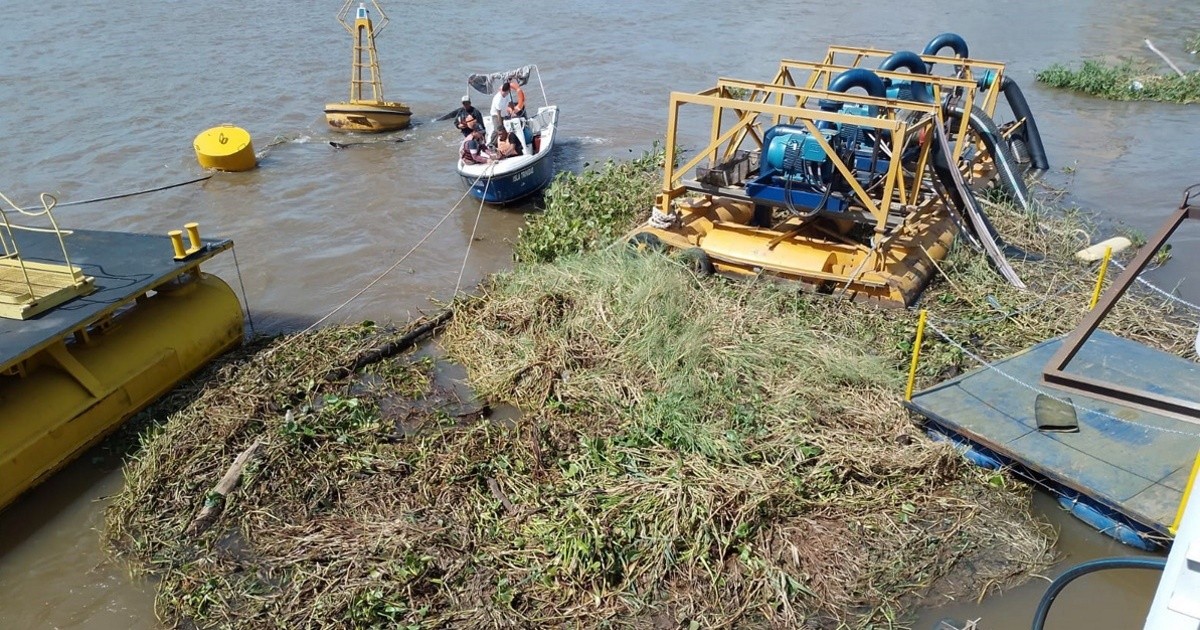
489 81 515 143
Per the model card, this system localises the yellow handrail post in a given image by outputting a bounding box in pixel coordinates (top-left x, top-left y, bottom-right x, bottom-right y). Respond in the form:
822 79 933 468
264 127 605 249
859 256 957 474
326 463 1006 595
904 309 928 402
1171 447 1200 536
1088 246 1113 310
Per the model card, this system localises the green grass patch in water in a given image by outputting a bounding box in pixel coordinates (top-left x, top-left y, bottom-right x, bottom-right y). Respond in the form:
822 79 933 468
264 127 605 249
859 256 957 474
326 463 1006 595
1037 59 1200 103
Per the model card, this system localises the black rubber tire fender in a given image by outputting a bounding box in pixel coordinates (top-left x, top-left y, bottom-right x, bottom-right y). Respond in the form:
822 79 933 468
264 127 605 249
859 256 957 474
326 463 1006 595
674 247 715 276
626 231 666 254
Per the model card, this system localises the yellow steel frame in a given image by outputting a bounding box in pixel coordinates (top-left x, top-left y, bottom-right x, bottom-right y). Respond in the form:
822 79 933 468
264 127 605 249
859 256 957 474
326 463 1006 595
338 0 390 104
660 82 939 239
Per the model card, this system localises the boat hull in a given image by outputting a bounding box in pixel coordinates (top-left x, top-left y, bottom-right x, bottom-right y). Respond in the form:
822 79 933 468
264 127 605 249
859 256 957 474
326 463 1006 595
325 101 412 133
0 273 243 512
459 150 556 204
457 105 558 204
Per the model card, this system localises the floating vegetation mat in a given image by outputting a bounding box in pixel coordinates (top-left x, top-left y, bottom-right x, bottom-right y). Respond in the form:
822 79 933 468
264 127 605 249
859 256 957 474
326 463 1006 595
106 157 1194 628
1037 59 1200 103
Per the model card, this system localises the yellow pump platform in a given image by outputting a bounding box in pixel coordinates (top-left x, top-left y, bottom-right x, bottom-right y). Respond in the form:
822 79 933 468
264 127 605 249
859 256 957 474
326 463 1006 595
324 1 411 133
0 202 243 512
627 42 1036 307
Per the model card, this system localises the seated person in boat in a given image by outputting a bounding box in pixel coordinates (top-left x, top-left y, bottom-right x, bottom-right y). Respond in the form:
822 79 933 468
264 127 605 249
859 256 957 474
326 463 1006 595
460 129 496 164
495 128 523 159
507 77 526 119
453 95 485 137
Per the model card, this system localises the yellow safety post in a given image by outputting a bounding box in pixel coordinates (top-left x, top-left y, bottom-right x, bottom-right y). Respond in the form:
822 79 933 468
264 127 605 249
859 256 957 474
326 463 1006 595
1088 246 1113 310
904 309 928 402
1170 448 1200 536
169 230 187 260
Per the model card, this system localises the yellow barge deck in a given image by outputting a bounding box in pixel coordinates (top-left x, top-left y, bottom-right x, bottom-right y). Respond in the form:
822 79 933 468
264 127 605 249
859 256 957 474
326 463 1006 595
0 228 243 511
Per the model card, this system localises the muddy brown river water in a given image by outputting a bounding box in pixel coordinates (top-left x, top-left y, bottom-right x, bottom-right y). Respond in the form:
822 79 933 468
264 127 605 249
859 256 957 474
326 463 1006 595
1 1 1199 627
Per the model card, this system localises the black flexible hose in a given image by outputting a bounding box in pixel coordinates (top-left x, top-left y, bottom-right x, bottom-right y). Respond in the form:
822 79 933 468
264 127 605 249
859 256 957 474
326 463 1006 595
1031 556 1166 630
1000 77 1049 172
944 103 1033 212
10 175 214 212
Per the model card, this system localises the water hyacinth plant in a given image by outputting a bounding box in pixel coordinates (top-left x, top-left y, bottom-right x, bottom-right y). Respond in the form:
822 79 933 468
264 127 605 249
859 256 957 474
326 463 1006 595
1037 59 1200 103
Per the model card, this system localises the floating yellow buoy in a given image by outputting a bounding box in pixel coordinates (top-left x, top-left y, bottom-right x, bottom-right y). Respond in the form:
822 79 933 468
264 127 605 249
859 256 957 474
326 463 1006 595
194 125 257 172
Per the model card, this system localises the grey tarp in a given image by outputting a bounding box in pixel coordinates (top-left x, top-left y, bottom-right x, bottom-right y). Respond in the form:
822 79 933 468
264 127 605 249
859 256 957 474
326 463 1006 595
467 65 533 96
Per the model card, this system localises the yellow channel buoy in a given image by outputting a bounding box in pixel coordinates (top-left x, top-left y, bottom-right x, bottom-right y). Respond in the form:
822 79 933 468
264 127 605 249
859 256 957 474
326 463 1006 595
194 125 257 172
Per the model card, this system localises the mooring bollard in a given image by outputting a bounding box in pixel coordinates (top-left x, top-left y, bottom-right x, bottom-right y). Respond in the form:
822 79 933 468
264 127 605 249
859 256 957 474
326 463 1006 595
905 309 928 402
1088 246 1113 311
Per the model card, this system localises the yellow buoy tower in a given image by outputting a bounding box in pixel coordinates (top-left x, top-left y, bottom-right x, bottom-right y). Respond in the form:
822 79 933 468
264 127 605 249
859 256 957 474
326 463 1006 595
324 1 411 133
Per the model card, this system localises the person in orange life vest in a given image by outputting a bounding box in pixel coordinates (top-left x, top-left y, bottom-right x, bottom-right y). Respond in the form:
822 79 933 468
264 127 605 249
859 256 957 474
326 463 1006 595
460 129 495 164
507 76 526 118
495 128 523 159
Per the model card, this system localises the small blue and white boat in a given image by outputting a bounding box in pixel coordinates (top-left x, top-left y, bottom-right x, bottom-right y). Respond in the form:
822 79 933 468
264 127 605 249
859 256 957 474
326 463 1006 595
456 65 558 204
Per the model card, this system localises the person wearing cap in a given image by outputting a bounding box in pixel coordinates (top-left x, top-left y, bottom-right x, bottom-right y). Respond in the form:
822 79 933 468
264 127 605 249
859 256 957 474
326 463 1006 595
453 95 485 137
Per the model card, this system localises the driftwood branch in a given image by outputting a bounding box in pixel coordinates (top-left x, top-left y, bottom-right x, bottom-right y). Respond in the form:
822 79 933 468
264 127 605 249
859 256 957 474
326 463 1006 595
186 436 266 536
322 309 454 382
1146 39 1186 78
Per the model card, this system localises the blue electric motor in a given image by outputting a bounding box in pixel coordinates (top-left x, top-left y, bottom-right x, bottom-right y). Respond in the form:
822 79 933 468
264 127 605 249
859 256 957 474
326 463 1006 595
766 131 833 184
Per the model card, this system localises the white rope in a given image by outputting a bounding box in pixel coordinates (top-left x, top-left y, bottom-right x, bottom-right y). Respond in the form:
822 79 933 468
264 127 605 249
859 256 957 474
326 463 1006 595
266 170 490 355
647 206 678 229
1110 259 1200 312
455 164 494 294
924 320 1200 437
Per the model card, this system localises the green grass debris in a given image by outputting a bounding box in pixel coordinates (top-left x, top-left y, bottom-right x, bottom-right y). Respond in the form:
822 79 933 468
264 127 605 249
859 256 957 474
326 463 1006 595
106 154 1194 628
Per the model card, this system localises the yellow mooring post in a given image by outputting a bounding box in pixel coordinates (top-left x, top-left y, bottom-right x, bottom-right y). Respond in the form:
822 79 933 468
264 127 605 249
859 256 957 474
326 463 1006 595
904 309 929 402
1171 448 1200 535
1088 246 1113 310
169 230 187 260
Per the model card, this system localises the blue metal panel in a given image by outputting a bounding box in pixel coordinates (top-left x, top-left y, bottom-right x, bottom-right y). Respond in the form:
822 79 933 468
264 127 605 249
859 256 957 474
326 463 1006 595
909 330 1200 546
